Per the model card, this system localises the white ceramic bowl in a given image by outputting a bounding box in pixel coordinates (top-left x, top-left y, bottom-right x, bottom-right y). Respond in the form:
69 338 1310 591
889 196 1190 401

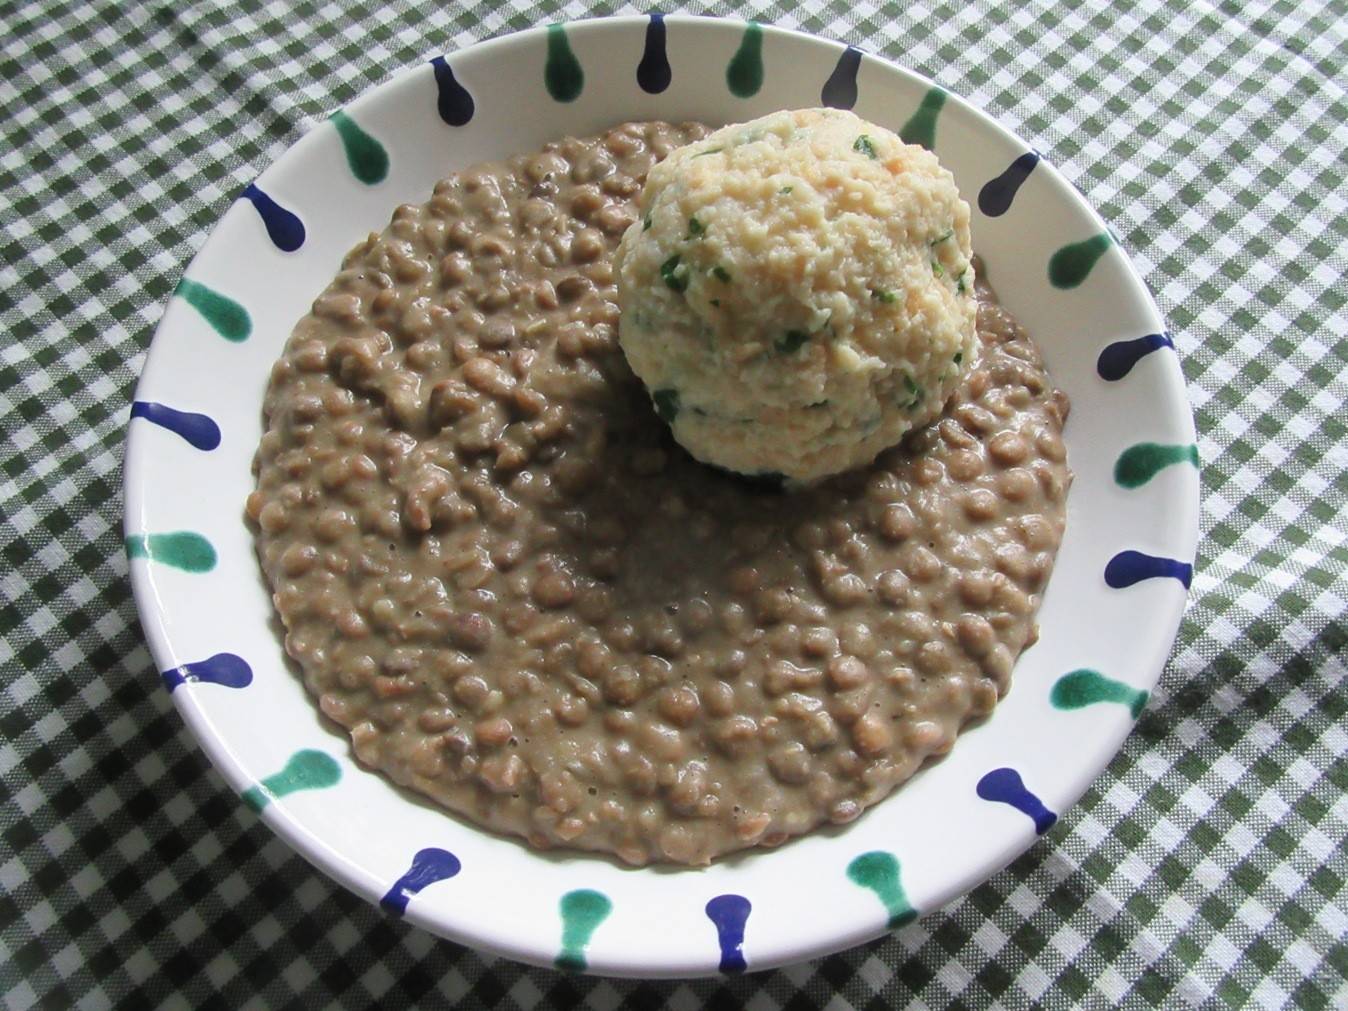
125 15 1199 977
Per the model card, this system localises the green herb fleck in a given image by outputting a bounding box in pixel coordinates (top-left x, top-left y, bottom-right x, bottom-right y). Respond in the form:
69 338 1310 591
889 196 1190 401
853 135 878 159
808 399 830 409
871 288 897 304
953 351 963 364
776 329 810 354
661 254 689 293
931 229 954 246
653 388 680 423
931 259 945 278
779 185 794 194
956 270 968 294
902 372 924 408
688 216 705 237
643 213 652 231
712 265 732 283
709 298 721 308
691 146 724 159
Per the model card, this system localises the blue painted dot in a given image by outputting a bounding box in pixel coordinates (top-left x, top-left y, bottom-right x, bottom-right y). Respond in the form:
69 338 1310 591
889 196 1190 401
242 183 305 252
705 894 751 974
1105 550 1193 589
637 14 672 94
820 46 861 109
380 848 462 915
430 56 474 126
976 767 1057 834
130 401 221 451
978 151 1040 217
161 652 253 692
1097 332 1175 381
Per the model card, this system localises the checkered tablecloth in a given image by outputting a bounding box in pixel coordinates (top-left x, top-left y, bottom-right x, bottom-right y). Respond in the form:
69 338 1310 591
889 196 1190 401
2 0 1345 1006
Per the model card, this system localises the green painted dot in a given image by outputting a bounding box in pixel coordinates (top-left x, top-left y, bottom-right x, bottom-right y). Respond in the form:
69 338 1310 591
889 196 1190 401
1048 233 1112 289
545 24 584 103
555 888 612 972
899 87 946 150
726 22 764 98
330 110 388 185
125 532 217 573
175 279 251 342
1051 669 1149 719
847 851 917 929
1115 442 1199 488
241 749 342 812
240 787 266 812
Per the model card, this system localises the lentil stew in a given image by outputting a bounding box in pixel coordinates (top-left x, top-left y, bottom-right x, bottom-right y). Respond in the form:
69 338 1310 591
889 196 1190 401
247 121 1072 866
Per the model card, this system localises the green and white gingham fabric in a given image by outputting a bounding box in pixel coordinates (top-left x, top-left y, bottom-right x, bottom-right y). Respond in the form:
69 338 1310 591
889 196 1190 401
2 1 1345 1006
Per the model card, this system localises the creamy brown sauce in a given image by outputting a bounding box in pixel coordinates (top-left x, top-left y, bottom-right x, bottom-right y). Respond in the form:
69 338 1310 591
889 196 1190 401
247 121 1071 865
